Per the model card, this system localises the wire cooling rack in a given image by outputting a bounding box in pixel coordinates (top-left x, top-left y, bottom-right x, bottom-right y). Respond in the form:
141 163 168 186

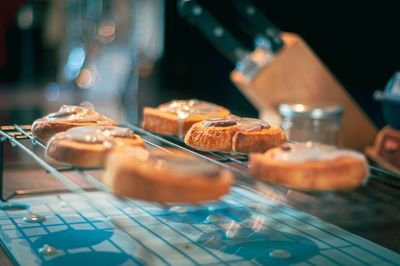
1 123 398 202
0 124 251 201
0 123 400 266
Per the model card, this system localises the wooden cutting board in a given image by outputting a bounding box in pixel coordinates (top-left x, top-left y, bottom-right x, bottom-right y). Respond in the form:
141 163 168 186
231 32 377 151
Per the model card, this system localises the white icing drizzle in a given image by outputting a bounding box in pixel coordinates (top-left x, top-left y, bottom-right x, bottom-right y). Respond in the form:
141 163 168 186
159 99 223 138
157 158 220 177
274 142 367 163
65 126 134 144
273 142 370 184
46 105 105 122
126 148 221 177
203 115 270 131
159 99 221 116
124 147 150 160
177 110 190 138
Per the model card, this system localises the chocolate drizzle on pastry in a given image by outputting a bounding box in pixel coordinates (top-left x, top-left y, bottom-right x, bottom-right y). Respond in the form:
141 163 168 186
236 117 270 131
279 144 292 152
202 115 238 127
202 119 237 127
203 115 270 131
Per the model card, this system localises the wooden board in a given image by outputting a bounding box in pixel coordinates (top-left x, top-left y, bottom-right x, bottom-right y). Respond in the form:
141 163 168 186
231 33 377 151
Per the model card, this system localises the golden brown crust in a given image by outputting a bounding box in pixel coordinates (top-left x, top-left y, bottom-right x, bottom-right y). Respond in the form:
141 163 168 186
46 134 145 168
103 148 233 203
184 123 240 152
184 122 287 153
32 117 115 143
141 105 230 136
233 125 287 153
249 149 367 191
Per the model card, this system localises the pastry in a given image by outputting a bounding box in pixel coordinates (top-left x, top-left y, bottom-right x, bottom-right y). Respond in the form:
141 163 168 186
46 126 145 168
32 105 115 142
142 99 230 137
249 142 369 191
365 126 400 174
103 147 233 203
184 115 287 153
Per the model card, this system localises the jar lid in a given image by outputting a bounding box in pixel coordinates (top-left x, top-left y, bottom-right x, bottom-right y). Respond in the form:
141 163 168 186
278 103 344 119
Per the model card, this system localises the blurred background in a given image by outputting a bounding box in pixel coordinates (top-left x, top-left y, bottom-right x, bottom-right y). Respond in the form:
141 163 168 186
0 0 399 127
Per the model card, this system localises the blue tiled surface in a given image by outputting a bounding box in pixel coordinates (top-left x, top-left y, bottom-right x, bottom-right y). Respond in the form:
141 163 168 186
1 187 399 266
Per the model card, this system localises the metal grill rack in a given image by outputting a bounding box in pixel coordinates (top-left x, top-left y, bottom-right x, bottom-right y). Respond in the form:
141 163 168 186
0 124 254 202
1 123 400 265
1 123 400 203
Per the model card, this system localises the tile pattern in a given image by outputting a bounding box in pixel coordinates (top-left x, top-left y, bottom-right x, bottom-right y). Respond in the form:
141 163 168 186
0 187 399 266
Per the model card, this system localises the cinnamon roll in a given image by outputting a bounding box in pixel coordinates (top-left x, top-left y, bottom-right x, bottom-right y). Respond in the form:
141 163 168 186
103 147 233 203
142 99 230 137
184 115 287 153
46 126 145 168
32 105 115 142
249 142 369 190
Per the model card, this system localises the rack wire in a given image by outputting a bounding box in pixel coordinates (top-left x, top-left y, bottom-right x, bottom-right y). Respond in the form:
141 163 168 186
0 123 254 203
1 123 399 203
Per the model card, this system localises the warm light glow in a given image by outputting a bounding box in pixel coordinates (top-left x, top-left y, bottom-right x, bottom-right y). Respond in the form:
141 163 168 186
251 48 274 66
293 104 306 112
98 21 116 43
76 68 94 88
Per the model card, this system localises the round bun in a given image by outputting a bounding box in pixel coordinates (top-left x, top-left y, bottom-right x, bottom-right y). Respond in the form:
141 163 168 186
142 99 230 137
46 126 145 168
103 147 233 203
249 142 368 191
32 105 115 143
184 115 287 153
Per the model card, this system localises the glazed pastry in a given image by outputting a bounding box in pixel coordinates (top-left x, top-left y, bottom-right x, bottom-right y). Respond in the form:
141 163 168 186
184 115 287 153
32 105 115 142
103 147 233 203
249 142 369 191
46 126 145 168
142 99 230 137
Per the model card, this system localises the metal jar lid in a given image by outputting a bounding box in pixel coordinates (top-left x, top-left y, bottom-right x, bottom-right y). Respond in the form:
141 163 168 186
278 103 344 119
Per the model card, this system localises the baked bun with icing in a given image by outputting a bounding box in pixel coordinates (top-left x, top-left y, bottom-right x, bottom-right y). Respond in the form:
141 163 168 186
32 105 115 142
184 115 287 153
142 99 230 137
46 126 145 168
249 142 369 191
103 147 233 203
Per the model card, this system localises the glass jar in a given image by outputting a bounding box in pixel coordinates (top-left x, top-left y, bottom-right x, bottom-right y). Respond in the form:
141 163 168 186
279 103 345 146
